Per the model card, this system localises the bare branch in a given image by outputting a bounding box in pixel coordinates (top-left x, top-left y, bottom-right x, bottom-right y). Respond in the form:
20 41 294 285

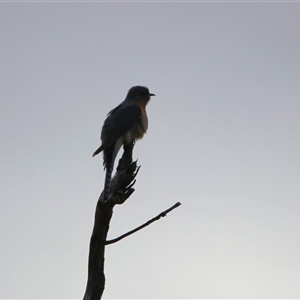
105 202 182 245
83 142 137 300
83 140 182 300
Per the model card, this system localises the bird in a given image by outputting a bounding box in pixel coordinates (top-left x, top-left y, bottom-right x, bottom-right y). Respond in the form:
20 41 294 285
92 86 155 202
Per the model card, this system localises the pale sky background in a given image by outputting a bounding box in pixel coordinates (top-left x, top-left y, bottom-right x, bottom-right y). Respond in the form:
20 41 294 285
1 2 300 299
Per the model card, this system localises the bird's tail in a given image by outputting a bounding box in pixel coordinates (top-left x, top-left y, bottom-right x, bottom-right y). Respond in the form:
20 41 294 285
103 160 114 202
102 144 116 202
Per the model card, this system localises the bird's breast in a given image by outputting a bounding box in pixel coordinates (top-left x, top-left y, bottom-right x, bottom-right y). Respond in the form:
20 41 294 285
123 110 148 144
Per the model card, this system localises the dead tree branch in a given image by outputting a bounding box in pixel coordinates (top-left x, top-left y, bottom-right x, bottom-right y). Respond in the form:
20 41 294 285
105 202 181 245
83 141 182 300
83 142 137 300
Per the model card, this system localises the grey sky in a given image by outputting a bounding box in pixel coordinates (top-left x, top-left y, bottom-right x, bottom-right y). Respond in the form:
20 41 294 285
1 2 300 299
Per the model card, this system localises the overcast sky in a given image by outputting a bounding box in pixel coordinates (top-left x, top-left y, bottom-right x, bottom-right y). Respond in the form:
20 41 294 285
1 2 300 299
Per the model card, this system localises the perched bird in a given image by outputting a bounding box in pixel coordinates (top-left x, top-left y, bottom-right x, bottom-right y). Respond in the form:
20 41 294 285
93 86 155 202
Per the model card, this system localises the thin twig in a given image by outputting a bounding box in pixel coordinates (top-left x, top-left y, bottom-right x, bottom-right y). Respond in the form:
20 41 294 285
105 202 182 245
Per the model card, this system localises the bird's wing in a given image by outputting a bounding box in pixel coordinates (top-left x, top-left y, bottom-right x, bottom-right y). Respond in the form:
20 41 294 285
100 103 142 149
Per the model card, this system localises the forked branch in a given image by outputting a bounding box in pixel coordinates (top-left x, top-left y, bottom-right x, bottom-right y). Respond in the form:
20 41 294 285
83 141 181 300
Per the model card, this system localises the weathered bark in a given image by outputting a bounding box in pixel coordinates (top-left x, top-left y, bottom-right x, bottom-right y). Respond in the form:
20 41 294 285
83 141 181 300
83 142 138 300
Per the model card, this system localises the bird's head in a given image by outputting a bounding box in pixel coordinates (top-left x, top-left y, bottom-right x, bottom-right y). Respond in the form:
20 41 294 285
126 86 155 103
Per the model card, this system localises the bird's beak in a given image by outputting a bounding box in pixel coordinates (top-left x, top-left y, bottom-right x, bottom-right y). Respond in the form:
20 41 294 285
149 93 155 97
